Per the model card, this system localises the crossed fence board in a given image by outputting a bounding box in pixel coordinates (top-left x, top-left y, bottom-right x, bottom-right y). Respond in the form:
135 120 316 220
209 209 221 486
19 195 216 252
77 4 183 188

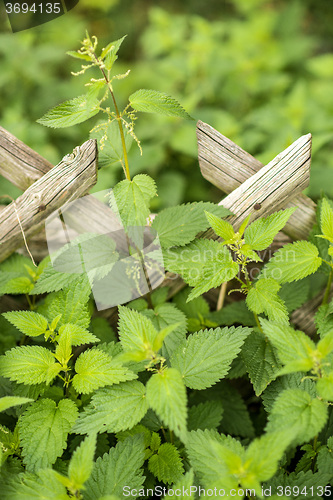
0 123 323 333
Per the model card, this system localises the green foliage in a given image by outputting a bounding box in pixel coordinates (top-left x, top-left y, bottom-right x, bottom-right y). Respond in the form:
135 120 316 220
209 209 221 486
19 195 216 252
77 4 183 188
2 19 333 497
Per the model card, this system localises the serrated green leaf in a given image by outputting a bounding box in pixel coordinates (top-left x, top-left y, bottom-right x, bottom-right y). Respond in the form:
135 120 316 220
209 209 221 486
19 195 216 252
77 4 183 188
31 264 79 294
73 381 148 434
261 372 317 414
67 50 91 61
101 35 126 70
129 89 192 119
265 388 328 444
90 120 132 169
188 400 223 431
266 470 332 499
171 326 250 389
205 211 235 241
317 329 333 358
165 239 238 302
316 373 333 401
278 279 311 313
246 278 289 323
72 348 136 394
4 468 69 499
148 442 184 484
58 323 99 347
84 435 145 500
209 300 256 327
18 398 78 472
141 303 187 360
164 469 195 499
219 381 255 438
151 203 231 249
68 433 97 491
0 346 61 385
260 319 316 375
2 310 48 338
241 331 282 396
45 276 91 329
320 198 333 242
118 305 158 355
244 208 296 251
186 429 239 490
263 241 322 284
110 174 156 229
146 368 187 442
0 273 34 295
37 95 99 128
0 396 32 413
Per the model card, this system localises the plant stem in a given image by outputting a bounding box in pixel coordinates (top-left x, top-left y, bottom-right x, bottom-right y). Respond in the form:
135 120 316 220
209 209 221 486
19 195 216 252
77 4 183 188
322 269 333 306
216 282 227 311
253 312 263 333
97 64 131 181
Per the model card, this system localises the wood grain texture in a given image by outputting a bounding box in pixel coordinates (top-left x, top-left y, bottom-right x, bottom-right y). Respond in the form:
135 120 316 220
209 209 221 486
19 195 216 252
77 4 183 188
0 126 53 190
0 139 97 263
197 120 316 240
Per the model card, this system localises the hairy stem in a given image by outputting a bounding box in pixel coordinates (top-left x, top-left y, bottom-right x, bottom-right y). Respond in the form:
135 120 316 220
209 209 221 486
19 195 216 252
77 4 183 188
322 269 333 306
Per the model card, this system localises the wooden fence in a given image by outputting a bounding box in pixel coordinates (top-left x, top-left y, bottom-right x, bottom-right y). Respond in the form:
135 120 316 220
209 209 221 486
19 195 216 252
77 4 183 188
0 123 325 334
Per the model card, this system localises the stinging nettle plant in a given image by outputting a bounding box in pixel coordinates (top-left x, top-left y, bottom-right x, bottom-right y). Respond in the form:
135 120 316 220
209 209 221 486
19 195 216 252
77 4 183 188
1 32 333 499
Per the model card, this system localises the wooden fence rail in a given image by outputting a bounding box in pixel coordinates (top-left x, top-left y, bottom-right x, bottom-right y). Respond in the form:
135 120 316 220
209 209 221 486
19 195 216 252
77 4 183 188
0 123 326 334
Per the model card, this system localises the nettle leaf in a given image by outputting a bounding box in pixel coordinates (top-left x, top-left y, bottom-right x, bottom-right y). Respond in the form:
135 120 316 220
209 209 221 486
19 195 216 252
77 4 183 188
265 388 328 444
278 279 311 313
129 89 192 119
260 319 315 375
146 368 187 442
186 429 240 490
45 276 91 329
68 433 97 492
244 208 296 251
0 396 32 413
219 381 255 438
241 331 282 396
37 95 99 128
73 381 148 434
101 35 127 71
263 241 322 284
316 372 333 401
261 373 317 414
246 278 289 324
0 346 61 385
141 303 187 360
31 264 79 294
152 202 231 249
188 400 223 431
3 311 48 338
72 348 136 394
205 211 235 241
18 398 78 472
165 470 195 499
58 324 99 347
319 197 333 242
84 435 145 500
171 326 250 389
165 239 238 302
4 468 68 499
148 442 184 484
118 305 158 354
0 273 34 295
110 174 156 228
90 120 132 169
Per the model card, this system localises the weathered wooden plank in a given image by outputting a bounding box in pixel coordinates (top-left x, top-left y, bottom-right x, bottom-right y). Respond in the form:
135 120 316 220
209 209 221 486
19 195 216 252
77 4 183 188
0 126 53 190
102 135 312 324
197 120 316 240
0 139 97 263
